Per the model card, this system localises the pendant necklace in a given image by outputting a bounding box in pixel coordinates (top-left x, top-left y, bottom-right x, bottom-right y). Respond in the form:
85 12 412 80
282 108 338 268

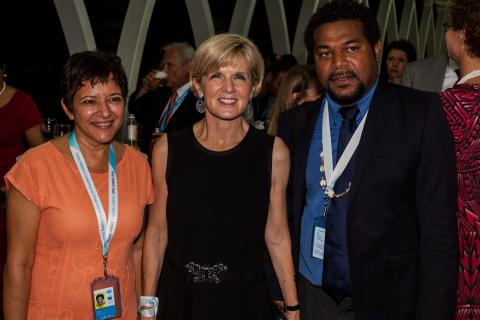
458 69 480 84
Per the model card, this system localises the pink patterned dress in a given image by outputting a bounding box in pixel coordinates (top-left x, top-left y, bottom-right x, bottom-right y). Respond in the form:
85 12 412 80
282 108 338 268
441 83 480 320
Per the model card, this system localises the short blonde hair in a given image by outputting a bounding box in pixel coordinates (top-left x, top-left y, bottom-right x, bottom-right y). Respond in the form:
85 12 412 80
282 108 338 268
190 33 265 97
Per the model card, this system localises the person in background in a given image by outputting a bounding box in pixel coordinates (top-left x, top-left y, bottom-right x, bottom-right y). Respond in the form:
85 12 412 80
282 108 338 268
402 54 459 92
141 33 299 320
0 56 44 316
440 0 480 318
380 39 417 84
268 65 322 135
128 42 203 154
277 1 457 319
4 51 154 319
253 54 298 129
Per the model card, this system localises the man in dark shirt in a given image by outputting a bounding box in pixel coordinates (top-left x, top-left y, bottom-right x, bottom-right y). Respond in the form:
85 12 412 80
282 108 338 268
129 42 203 154
277 1 458 319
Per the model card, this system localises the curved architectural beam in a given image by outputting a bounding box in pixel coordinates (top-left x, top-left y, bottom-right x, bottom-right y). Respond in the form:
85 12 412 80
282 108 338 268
418 1 434 58
399 0 419 50
53 0 96 53
117 0 156 95
377 0 399 45
229 0 257 36
292 0 322 63
434 4 449 55
185 0 215 47
264 0 290 55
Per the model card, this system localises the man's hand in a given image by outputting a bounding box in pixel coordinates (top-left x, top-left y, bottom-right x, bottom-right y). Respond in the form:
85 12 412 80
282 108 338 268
135 69 166 100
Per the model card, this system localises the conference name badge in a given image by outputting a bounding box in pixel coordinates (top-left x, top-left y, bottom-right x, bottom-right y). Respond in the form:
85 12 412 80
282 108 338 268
91 275 122 320
312 216 326 260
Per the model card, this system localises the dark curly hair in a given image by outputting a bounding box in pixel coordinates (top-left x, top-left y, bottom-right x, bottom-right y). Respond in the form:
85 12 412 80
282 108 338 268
449 0 480 57
380 39 417 80
60 51 128 111
304 0 381 56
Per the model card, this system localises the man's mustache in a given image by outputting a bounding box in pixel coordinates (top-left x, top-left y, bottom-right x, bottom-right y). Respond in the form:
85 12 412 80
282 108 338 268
328 70 358 81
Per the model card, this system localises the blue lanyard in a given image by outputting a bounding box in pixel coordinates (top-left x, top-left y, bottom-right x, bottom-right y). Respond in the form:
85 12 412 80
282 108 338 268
159 88 190 132
68 132 118 258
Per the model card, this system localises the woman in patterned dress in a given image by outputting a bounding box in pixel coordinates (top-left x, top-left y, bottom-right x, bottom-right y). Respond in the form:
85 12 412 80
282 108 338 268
441 0 480 318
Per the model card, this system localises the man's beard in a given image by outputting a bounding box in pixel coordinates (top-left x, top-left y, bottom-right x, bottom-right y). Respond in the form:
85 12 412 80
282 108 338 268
326 70 366 106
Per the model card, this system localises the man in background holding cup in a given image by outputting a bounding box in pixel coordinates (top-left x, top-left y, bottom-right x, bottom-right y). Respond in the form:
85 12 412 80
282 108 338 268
128 42 203 154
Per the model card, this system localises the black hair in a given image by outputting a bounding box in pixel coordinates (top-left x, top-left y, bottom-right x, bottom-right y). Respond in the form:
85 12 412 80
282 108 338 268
304 0 381 56
60 51 128 111
268 54 298 77
379 39 417 80
384 39 417 62
449 0 480 57
96 294 104 300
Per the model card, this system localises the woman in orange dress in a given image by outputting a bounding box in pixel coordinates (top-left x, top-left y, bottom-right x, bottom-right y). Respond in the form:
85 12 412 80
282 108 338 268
4 51 154 319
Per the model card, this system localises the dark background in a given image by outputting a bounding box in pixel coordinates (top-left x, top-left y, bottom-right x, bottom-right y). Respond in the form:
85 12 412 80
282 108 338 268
2 0 421 121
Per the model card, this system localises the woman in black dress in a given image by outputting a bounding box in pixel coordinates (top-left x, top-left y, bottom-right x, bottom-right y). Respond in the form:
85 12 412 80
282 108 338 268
141 33 299 320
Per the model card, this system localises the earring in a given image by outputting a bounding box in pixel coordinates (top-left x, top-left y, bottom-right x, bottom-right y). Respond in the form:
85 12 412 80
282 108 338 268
196 97 206 113
243 101 254 124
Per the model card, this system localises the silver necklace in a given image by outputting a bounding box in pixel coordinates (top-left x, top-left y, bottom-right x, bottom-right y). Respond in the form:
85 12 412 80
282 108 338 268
0 82 5 95
458 69 480 84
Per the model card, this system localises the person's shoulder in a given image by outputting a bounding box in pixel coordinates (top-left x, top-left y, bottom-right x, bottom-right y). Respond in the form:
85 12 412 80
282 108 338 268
441 83 480 101
168 126 192 141
248 125 276 145
280 96 322 122
124 145 149 164
12 142 56 171
19 142 52 160
378 81 437 100
377 82 441 118
9 88 29 100
8 89 37 107
407 55 447 70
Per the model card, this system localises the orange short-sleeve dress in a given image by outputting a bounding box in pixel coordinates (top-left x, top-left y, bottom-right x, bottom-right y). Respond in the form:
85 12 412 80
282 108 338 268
5 142 154 319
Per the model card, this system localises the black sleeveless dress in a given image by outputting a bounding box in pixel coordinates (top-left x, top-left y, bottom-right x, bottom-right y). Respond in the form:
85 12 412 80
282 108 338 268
158 126 277 320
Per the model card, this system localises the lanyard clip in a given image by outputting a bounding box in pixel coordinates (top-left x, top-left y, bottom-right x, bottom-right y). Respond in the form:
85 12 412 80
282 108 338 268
103 254 108 277
323 193 331 216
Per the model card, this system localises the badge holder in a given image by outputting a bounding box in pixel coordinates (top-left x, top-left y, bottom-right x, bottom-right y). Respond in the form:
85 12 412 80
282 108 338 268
312 215 326 260
312 195 329 260
91 255 122 320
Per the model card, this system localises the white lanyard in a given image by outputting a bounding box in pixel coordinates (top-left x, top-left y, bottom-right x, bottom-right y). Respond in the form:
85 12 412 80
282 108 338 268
69 132 118 258
321 100 368 197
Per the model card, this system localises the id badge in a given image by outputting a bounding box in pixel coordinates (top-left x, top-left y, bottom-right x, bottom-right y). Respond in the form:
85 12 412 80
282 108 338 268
91 275 122 320
312 216 326 260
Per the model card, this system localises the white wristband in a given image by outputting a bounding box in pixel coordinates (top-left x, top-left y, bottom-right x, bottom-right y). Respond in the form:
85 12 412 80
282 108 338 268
139 296 159 318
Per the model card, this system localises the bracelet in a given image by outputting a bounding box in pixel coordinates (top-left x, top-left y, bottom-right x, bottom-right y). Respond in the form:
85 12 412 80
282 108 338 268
285 303 300 311
138 296 159 317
